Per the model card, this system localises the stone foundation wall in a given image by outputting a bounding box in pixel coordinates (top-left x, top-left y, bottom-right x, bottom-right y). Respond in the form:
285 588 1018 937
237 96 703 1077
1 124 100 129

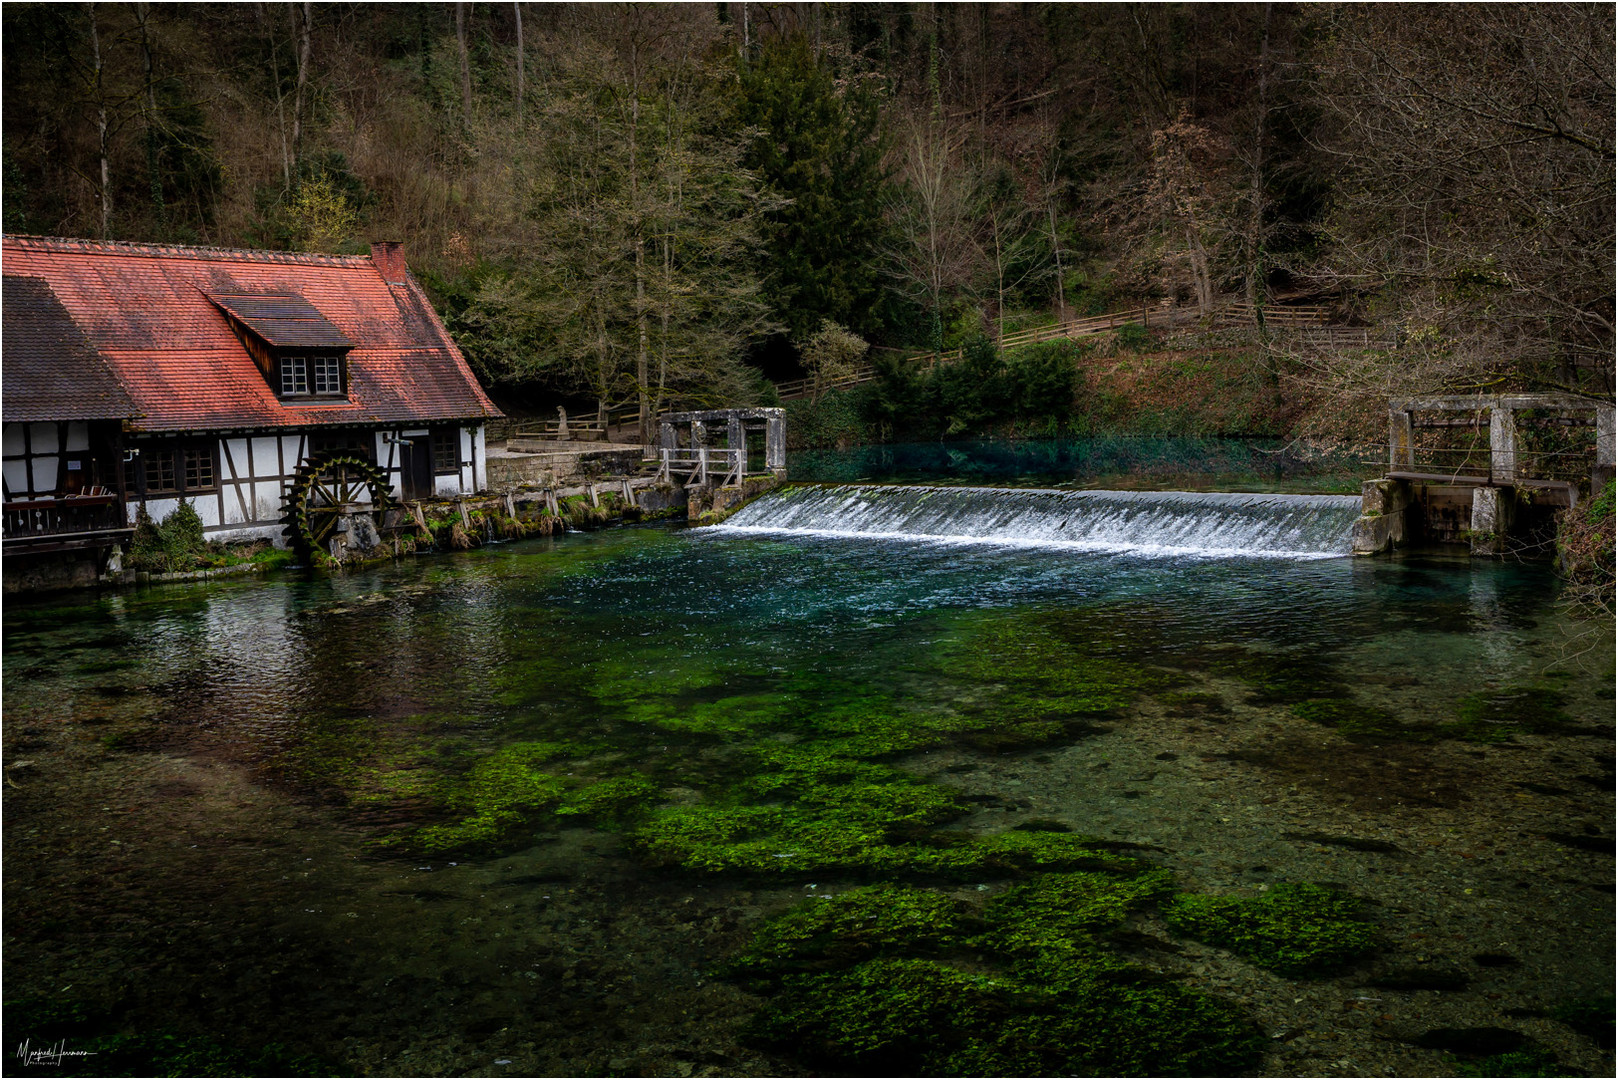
2 550 102 594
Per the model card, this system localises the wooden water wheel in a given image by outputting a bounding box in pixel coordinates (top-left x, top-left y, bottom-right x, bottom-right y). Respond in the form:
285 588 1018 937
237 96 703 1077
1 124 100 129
280 453 394 560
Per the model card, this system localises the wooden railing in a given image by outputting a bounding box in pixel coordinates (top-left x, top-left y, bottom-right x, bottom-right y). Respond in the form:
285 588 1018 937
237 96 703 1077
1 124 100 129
654 446 745 487
3 494 127 541
511 407 645 445
776 307 1192 399
1215 302 1330 328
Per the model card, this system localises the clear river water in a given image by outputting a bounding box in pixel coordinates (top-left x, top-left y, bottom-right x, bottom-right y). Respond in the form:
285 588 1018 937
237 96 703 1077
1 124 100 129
3 443 1613 1077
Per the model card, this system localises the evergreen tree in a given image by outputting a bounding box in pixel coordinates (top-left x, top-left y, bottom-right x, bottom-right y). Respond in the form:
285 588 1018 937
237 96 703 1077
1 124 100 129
456 19 779 429
734 33 890 340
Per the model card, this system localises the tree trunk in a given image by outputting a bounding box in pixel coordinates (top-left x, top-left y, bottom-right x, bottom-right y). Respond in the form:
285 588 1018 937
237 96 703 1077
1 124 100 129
291 1 312 173
456 2 473 130
991 208 1006 346
260 2 293 189
653 234 672 445
1245 2 1272 321
1047 200 1066 323
87 2 111 239
636 237 649 446
513 2 524 129
1188 226 1213 314
136 2 166 232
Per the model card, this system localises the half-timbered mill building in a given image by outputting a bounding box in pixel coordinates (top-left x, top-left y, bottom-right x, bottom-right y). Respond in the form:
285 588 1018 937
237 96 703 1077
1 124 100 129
2 236 501 568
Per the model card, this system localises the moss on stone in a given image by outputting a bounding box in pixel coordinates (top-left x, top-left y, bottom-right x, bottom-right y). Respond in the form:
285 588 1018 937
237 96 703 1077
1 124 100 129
627 766 967 875
976 870 1175 950
1456 1047 1566 1078
1292 698 1435 742
723 885 973 981
388 740 663 854
744 954 1263 1076
1445 682 1580 742
1205 648 1348 705
1161 882 1379 977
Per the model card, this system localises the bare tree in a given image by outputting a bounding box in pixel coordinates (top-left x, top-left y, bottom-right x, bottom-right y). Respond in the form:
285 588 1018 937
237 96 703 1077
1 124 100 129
886 115 983 351
291 1 312 170
455 1 472 130
1312 3 1615 397
1144 113 1234 315
513 3 525 128
86 2 113 238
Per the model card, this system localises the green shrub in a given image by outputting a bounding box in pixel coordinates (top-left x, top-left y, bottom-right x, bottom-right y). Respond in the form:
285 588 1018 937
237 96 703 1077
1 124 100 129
1115 321 1151 351
159 499 207 567
1557 479 1614 617
127 504 165 570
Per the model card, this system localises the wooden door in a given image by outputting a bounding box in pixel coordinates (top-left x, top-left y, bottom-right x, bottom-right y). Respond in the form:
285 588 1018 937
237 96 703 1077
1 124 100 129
401 438 434 501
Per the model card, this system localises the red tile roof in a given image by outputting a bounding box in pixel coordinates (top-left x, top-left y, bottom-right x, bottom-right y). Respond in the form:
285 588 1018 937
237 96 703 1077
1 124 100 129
2 274 138 422
1 236 500 433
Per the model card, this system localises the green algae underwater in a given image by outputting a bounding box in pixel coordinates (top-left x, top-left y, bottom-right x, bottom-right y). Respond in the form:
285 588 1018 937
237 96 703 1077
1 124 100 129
3 519 1614 1077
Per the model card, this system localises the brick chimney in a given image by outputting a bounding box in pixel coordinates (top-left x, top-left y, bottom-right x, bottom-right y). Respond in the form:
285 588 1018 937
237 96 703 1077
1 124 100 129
370 240 407 284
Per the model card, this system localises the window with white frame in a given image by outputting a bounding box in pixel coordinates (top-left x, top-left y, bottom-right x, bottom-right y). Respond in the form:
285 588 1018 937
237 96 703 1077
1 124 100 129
312 355 342 395
280 355 307 395
279 354 345 398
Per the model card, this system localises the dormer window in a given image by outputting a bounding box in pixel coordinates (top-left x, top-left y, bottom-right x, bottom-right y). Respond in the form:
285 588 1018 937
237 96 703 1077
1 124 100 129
281 354 344 396
207 291 355 402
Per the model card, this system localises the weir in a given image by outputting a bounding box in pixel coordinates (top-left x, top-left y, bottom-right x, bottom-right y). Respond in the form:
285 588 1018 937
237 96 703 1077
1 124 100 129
717 484 1364 558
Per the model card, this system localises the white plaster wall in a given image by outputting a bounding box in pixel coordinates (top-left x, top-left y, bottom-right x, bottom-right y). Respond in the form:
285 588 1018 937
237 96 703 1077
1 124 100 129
3 423 24 456
254 481 283 521
252 437 279 478
3 459 28 496
30 456 58 493
65 422 89 452
28 423 58 454
143 496 179 521
196 495 222 527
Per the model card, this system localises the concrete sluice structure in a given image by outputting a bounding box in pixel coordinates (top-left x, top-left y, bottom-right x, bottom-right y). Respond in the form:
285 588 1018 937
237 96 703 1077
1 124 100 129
1352 394 1615 556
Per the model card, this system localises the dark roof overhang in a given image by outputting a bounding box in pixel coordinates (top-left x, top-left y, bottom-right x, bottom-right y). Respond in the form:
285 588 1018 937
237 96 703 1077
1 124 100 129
206 290 355 350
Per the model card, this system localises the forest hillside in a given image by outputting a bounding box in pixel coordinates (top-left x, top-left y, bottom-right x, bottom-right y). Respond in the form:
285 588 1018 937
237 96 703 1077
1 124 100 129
4 3 1612 431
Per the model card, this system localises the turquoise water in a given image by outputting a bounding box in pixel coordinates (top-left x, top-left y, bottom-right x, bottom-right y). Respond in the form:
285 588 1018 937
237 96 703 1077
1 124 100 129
3 502 1613 1076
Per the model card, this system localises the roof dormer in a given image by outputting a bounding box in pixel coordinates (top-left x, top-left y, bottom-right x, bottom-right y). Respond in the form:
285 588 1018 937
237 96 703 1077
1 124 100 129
208 291 355 401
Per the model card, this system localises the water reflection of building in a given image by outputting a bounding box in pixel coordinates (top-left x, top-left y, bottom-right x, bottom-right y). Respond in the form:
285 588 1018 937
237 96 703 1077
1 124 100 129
3 236 501 586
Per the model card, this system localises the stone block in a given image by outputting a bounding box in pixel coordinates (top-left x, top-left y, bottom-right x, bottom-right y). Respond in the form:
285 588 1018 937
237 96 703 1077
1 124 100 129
1469 486 1511 556
1361 478 1410 516
1351 512 1403 555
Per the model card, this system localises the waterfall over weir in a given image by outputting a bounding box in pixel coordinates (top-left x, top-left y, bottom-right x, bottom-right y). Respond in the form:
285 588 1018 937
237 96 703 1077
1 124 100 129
713 484 1365 559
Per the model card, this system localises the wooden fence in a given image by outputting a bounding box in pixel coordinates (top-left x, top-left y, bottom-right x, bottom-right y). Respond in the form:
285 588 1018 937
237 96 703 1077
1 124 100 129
775 302 1399 400
776 305 1194 400
511 406 645 444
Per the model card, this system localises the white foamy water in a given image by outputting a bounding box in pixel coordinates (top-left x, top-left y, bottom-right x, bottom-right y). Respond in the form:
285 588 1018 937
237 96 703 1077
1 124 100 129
709 484 1364 559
